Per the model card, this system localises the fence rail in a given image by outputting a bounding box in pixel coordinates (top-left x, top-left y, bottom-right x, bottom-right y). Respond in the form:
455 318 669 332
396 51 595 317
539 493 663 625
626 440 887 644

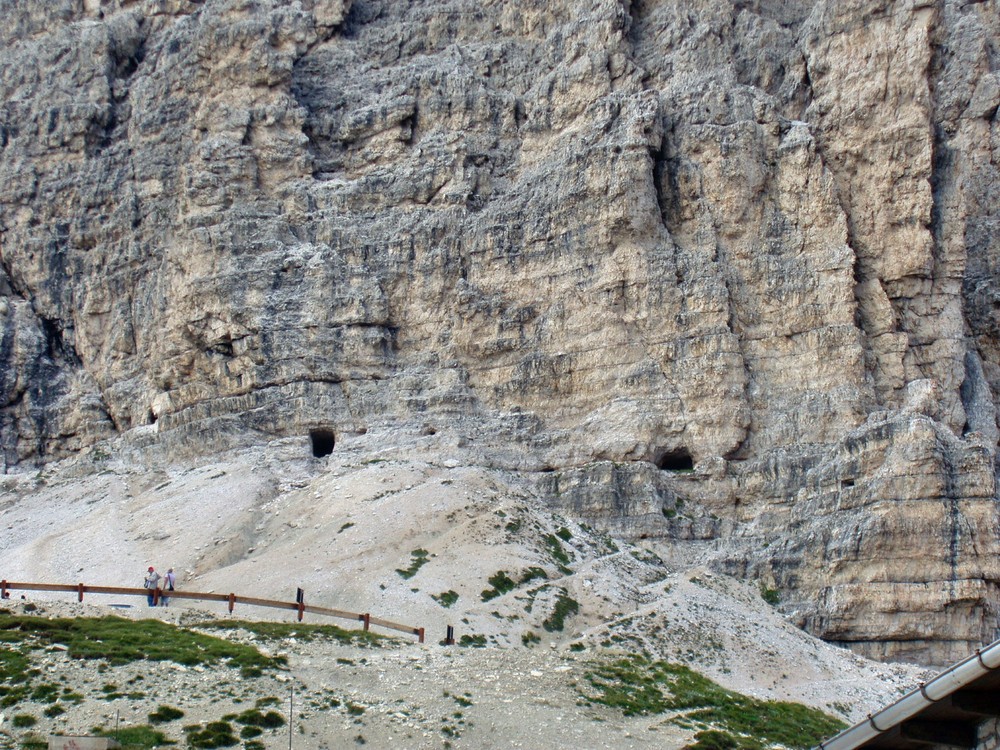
0 579 424 642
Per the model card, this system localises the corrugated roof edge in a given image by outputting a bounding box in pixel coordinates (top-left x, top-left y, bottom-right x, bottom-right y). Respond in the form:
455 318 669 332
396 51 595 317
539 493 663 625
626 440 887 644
815 638 1000 750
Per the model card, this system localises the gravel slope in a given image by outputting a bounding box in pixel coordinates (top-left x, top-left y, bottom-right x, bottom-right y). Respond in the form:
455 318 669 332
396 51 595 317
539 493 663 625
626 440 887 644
0 435 933 747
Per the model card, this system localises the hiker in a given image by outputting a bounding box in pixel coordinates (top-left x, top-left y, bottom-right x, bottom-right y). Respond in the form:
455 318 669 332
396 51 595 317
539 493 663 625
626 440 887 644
143 566 160 606
160 568 176 607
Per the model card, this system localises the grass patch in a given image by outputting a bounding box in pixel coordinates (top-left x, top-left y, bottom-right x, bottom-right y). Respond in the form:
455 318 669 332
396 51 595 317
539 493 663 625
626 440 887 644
149 705 185 724
30 682 60 703
458 634 487 648
96 724 175 748
396 549 430 579
760 586 781 605
234 708 284 728
11 714 36 728
542 590 579 632
184 720 240 748
543 534 572 571
0 614 285 677
556 527 573 541
519 567 548 584
481 571 517 601
198 619 385 648
582 655 845 748
19 733 47 749
685 728 745 750
432 590 459 608
0 645 33 707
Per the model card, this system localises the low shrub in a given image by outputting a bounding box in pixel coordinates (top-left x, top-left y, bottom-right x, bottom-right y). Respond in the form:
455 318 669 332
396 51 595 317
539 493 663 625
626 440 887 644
149 704 185 724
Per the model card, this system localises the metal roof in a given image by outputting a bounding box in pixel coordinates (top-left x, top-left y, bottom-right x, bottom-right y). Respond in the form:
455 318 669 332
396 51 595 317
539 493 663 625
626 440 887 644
816 638 1000 750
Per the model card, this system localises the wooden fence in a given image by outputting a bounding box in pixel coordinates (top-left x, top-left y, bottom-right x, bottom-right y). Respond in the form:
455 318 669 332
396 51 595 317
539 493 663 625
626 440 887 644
0 579 425 643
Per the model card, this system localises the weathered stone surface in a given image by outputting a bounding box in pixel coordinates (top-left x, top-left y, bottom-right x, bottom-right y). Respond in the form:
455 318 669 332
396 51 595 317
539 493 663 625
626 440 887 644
1 0 999 664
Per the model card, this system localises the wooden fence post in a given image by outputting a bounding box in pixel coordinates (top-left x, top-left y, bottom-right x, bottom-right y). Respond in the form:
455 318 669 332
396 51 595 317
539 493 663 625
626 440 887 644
418 627 425 644
445 625 454 646
363 613 370 632
77 583 84 602
228 593 235 614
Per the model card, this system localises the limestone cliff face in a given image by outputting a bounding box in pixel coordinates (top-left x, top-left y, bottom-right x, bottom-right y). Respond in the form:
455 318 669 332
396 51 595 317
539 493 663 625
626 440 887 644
2 0 999 664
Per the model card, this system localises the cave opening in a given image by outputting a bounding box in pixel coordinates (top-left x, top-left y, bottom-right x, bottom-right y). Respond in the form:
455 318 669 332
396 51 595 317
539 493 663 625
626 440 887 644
657 448 694 471
310 429 336 458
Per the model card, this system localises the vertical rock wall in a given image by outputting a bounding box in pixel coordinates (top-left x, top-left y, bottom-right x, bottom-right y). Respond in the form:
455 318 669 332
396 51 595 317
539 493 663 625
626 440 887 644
1 0 999 663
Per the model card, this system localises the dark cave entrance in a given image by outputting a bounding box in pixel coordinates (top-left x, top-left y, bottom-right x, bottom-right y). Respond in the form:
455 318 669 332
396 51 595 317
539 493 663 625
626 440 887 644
310 429 336 458
657 448 694 472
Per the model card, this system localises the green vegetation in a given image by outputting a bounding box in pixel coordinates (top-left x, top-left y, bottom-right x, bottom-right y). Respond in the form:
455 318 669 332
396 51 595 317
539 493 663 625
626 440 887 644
233 708 284 728
481 571 517 601
198 619 384 648
458 634 487 648
20 733 48 749
432 590 459 608
542 590 579 632
760 586 781 606
630 547 665 565
95 724 175 748
519 567 548 584
581 655 845 748
505 518 523 534
148 705 185 724
338 522 355 533
396 549 431 579
480 567 549 603
11 714 36 728
521 631 540 646
0 614 286 678
30 683 60 703
0 644 33 707
556 527 573 541
184 720 240 748
686 728 744 749
543 534 572 572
